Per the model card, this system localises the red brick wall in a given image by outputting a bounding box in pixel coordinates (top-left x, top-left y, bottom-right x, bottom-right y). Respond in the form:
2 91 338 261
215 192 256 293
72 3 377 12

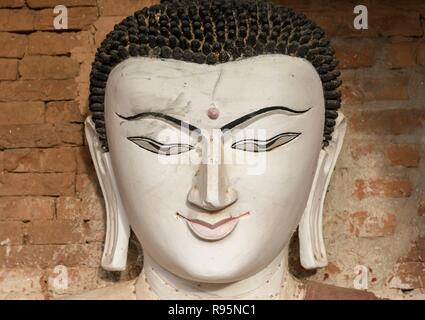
0 0 424 299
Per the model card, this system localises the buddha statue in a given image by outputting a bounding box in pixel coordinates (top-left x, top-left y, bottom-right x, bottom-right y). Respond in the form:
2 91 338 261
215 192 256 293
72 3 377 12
66 0 378 300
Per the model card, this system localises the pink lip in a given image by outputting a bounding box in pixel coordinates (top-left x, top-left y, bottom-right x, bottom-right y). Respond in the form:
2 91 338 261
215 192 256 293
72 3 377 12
176 212 250 241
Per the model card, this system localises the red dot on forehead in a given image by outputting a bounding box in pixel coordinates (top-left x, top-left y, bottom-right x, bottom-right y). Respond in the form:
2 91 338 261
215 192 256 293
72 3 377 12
207 107 220 120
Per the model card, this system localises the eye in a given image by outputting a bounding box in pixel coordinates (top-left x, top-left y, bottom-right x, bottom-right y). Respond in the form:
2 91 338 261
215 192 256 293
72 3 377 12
128 137 194 156
231 133 301 152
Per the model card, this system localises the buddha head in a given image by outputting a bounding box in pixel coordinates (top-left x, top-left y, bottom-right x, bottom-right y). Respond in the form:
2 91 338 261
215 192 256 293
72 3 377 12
85 0 346 283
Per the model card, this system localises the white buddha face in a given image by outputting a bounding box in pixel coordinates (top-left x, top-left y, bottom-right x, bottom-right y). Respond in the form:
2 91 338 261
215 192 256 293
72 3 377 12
104 54 325 283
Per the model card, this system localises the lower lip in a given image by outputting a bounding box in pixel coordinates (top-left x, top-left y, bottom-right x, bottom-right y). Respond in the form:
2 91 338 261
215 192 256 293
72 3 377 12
187 219 239 241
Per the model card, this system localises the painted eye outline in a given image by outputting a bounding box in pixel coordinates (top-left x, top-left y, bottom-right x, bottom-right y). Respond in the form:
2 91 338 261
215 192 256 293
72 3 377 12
127 136 194 156
231 132 301 153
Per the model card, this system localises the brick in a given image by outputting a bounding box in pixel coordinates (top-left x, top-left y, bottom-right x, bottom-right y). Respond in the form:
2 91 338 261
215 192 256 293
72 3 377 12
27 220 85 244
98 0 157 16
348 211 396 237
56 194 102 222
354 178 412 200
56 197 81 220
0 33 27 58
4 148 76 173
34 7 98 31
28 31 91 56
333 40 376 69
0 0 25 8
385 144 421 168
0 197 54 220
383 42 418 69
75 146 93 174
0 80 77 101
19 56 79 80
349 109 425 135
341 75 409 104
0 243 102 268
388 262 425 289
0 221 23 245
401 237 425 262
93 16 126 47
0 102 45 125
0 269 43 295
0 124 83 148
350 143 376 161
46 101 84 123
372 11 423 37
26 0 96 8
418 43 425 66
0 59 17 80
0 9 34 32
0 173 75 196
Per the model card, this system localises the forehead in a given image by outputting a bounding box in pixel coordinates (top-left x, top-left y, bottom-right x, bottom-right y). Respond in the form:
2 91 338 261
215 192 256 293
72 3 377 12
105 55 324 127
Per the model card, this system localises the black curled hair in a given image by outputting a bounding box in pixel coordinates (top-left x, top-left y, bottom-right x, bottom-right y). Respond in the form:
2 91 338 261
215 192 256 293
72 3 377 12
90 0 341 151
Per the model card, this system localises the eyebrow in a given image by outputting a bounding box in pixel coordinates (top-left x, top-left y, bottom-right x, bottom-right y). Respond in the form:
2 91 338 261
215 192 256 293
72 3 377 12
116 106 310 132
116 112 200 132
220 106 310 130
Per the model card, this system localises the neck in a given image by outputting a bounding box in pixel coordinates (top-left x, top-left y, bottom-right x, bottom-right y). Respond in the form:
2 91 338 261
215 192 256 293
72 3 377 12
135 246 305 300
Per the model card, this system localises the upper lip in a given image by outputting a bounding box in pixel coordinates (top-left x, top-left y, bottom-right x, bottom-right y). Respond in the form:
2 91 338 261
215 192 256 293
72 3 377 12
176 212 250 229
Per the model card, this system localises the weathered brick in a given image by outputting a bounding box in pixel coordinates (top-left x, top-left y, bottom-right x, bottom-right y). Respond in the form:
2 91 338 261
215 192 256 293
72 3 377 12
0 0 25 8
0 173 75 196
93 16 126 47
354 179 412 200
385 144 421 168
0 102 44 125
304 10 422 38
388 262 425 289
56 196 81 220
349 109 425 135
400 237 425 262
19 56 79 80
383 42 418 69
0 9 34 32
26 0 97 8
350 143 376 161
0 269 43 295
98 0 157 16
0 221 23 245
341 75 409 104
27 220 85 244
75 146 93 174
0 124 82 148
0 59 17 80
0 80 77 101
418 42 425 66
34 7 98 31
28 31 91 56
348 211 396 237
4 148 76 173
46 101 84 123
0 197 54 220
333 40 376 69
0 243 102 268
0 33 27 58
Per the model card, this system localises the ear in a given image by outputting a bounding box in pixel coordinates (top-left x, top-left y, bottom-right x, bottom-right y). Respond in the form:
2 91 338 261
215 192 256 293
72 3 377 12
298 113 347 269
85 116 130 271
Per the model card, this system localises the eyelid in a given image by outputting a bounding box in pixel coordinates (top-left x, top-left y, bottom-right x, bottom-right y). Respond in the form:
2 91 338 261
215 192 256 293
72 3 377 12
231 132 301 152
128 136 194 156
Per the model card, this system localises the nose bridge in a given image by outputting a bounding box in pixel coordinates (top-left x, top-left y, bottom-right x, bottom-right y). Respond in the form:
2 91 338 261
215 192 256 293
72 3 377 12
188 130 238 211
203 131 225 207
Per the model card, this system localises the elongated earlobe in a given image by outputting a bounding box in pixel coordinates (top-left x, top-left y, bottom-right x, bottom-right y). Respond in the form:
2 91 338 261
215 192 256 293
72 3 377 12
85 117 130 271
298 114 346 269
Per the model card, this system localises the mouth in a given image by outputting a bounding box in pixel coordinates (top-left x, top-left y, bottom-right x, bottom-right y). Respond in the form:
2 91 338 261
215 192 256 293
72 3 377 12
176 212 250 241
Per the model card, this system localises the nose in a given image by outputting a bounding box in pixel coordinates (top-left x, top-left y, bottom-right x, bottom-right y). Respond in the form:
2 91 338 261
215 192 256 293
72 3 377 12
187 132 238 212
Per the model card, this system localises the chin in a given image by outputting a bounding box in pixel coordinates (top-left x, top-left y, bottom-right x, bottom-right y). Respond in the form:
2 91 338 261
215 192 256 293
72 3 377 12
164 248 276 284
